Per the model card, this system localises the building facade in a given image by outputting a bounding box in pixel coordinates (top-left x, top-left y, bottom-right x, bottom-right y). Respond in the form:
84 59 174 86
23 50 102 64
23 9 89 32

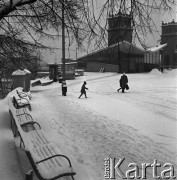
78 12 146 73
108 12 133 46
161 20 177 68
78 41 145 73
144 44 167 71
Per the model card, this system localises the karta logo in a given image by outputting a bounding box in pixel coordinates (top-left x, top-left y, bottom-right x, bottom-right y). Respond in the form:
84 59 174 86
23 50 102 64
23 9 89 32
104 158 176 179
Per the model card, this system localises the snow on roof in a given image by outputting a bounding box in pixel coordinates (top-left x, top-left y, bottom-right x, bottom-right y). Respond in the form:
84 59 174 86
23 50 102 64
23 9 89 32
48 62 77 66
24 69 31 74
12 69 26 75
77 41 145 60
12 69 31 75
163 68 177 75
58 62 77 65
146 44 167 52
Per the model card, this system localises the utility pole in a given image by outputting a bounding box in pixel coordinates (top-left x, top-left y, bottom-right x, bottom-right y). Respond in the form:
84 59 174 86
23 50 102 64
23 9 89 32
62 0 65 80
61 0 67 96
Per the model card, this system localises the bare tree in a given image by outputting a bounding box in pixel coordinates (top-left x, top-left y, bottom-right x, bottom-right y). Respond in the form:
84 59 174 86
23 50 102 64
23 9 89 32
0 0 176 51
0 34 41 74
84 0 176 50
0 0 98 49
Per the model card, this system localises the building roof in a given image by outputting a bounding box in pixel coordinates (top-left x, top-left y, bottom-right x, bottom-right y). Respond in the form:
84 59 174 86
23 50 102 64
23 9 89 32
146 44 167 52
12 69 27 75
110 41 145 54
77 41 145 60
48 62 77 66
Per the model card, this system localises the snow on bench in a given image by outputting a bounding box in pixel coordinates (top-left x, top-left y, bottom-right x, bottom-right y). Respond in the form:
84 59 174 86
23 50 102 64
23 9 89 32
13 93 31 111
9 98 31 117
16 107 30 116
16 89 32 100
8 98 76 180
9 99 33 135
25 130 50 148
27 143 76 180
9 99 46 147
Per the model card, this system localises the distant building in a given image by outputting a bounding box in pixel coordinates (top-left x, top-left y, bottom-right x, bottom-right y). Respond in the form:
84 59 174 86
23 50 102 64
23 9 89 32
78 12 146 73
144 44 167 71
78 41 145 73
161 20 177 68
108 11 133 46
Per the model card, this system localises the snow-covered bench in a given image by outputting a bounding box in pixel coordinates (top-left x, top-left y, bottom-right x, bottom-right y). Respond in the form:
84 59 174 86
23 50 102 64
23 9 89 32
26 143 76 180
9 99 41 139
9 99 32 125
13 93 31 111
16 107 31 116
9 98 76 180
16 89 32 100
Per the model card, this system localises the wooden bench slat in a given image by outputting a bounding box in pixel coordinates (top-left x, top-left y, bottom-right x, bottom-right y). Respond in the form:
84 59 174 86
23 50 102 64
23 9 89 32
29 143 75 179
17 114 33 125
27 130 49 148
43 144 62 169
46 144 65 167
9 97 76 180
16 108 30 115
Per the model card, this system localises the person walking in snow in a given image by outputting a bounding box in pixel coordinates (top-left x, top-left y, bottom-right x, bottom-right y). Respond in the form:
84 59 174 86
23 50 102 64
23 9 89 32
79 81 88 98
117 72 129 93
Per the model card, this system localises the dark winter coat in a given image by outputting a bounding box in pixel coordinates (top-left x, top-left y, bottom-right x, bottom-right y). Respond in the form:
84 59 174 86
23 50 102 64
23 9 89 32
120 74 128 89
81 83 88 93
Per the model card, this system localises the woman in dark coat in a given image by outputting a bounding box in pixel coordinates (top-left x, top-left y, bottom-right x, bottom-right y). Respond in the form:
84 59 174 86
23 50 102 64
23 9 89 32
117 73 128 93
79 81 88 98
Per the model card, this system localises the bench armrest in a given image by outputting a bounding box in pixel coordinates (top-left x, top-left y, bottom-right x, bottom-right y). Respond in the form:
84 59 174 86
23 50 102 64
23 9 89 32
21 121 41 129
36 154 72 167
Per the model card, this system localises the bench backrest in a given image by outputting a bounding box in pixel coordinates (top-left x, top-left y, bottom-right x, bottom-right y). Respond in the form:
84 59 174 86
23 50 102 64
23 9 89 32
9 98 31 149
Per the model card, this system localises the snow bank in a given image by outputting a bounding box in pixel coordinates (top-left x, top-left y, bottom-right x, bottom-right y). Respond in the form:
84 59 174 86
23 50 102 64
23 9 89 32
31 76 53 84
0 72 177 180
0 91 23 180
149 68 162 75
163 68 177 76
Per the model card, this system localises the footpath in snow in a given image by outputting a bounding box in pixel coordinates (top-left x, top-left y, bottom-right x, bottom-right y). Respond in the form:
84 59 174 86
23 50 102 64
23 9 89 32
0 69 177 180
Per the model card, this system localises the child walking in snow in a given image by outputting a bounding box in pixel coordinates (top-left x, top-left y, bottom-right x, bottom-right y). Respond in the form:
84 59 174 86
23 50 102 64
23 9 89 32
79 81 88 98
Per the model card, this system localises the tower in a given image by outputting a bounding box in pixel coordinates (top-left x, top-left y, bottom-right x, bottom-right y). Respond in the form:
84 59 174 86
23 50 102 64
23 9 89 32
161 19 177 67
107 11 133 46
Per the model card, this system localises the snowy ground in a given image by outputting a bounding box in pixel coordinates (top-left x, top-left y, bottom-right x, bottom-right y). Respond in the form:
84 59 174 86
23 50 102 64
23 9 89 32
0 69 177 180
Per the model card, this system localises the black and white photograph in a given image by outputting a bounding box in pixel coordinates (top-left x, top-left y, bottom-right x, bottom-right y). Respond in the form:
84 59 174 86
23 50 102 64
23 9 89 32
0 0 177 179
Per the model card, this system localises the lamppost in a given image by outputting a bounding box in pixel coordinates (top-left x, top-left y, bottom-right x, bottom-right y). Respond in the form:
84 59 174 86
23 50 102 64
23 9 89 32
61 0 67 96
62 0 65 80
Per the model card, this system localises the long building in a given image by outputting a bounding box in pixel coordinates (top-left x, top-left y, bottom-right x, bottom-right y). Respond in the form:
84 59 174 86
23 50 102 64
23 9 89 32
78 40 145 73
77 12 168 73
